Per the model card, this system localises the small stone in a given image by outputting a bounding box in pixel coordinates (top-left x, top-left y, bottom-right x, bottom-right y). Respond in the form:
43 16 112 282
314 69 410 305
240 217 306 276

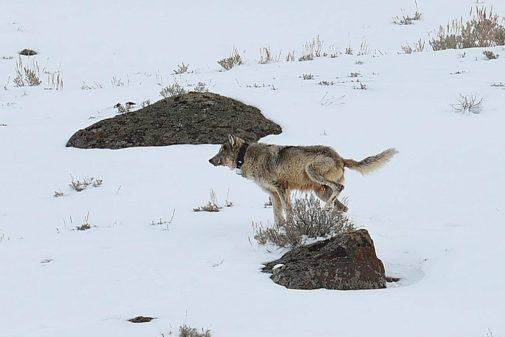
128 316 155 323
19 49 37 56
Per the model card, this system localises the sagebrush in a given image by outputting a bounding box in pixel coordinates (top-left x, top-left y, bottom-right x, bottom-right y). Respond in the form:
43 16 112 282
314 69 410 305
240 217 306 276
253 194 355 248
217 49 243 70
160 82 187 97
179 325 211 337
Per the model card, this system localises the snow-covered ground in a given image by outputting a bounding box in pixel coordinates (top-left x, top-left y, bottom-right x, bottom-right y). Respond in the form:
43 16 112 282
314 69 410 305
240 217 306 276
1 1 504 336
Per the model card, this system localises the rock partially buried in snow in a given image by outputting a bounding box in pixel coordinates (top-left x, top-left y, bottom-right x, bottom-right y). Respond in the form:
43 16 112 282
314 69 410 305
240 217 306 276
66 92 282 149
262 229 386 290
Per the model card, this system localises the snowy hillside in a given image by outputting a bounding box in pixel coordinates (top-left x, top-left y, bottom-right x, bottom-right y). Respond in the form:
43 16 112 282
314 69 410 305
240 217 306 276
1 1 504 336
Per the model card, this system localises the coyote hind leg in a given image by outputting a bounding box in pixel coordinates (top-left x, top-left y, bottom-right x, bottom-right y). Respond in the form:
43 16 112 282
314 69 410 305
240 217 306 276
306 158 348 212
315 185 348 212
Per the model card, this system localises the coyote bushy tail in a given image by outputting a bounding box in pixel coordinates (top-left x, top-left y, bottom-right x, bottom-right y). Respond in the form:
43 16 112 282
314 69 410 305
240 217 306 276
343 148 398 175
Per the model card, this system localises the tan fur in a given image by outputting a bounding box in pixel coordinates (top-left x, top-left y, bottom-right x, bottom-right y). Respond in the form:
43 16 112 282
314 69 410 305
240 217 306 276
209 135 397 225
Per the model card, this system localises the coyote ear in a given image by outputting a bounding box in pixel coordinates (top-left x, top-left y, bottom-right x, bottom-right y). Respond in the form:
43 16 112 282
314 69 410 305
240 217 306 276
228 134 235 146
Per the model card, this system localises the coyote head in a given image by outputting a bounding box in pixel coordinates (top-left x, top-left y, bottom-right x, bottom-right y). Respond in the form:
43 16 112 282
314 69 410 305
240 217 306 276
209 134 244 169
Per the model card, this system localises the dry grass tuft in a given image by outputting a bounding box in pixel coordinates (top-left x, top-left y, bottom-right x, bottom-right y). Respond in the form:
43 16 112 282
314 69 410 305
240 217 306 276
14 56 41 87
393 7 422 25
75 212 93 231
193 189 222 212
259 47 280 64
429 6 505 51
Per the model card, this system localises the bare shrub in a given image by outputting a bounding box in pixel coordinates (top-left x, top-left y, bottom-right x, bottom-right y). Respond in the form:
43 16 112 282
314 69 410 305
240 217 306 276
353 80 367 90
193 189 221 212
298 54 313 62
301 73 314 80
111 76 125 87
429 6 505 51
483 50 499 59
451 94 483 113
54 191 64 197
286 51 295 62
490 82 504 87
179 325 211 337
401 43 413 54
81 81 103 90
151 209 175 231
318 80 334 86
345 47 353 55
217 48 243 70
173 62 189 74
160 82 187 97
14 56 41 87
253 194 355 248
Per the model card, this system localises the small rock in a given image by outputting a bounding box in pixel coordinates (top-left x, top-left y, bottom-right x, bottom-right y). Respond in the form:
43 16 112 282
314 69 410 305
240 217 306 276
128 316 155 323
19 49 37 56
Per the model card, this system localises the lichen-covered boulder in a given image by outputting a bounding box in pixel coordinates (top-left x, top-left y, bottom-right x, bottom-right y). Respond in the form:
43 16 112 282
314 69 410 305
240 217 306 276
66 92 282 149
262 229 386 290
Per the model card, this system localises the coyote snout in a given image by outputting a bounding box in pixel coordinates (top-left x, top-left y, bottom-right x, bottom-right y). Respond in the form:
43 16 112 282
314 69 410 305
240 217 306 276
209 134 398 225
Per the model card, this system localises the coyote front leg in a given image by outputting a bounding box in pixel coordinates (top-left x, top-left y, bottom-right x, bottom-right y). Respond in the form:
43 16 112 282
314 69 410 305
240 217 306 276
274 184 293 223
265 189 285 225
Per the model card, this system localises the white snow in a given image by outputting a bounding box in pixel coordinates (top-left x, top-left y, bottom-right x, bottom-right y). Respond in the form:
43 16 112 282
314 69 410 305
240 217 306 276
1 1 505 336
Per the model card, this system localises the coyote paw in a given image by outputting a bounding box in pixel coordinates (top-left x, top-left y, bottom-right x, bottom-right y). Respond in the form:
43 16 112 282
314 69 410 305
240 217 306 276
336 203 348 212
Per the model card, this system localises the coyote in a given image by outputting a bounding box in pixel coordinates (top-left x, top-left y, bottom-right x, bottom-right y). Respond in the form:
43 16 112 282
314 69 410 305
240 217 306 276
209 135 397 225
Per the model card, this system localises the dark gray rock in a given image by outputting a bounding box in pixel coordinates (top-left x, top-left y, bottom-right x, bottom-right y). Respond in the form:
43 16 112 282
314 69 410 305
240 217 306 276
66 92 282 149
262 229 386 290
